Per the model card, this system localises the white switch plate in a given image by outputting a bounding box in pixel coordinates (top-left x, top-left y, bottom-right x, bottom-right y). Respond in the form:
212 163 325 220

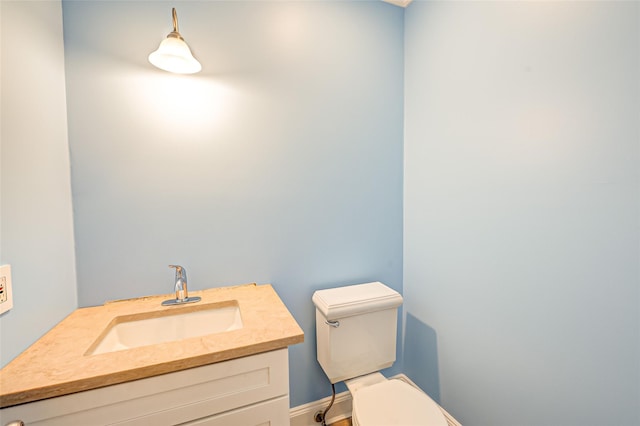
0 264 13 314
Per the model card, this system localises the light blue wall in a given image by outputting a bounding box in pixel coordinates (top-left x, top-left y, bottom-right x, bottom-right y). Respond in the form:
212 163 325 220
404 2 639 425
0 1 78 368
5 1 637 421
62 1 404 406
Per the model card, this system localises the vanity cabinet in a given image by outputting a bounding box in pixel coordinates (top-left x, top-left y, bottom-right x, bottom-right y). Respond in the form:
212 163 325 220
0 349 290 426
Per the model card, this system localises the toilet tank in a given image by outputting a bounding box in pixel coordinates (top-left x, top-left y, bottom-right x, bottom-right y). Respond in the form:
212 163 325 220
313 282 403 384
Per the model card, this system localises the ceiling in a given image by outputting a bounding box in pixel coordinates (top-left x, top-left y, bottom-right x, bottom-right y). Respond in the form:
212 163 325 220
382 0 412 8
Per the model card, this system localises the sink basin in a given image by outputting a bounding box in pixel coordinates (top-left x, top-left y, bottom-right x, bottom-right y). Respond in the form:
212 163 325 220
87 301 243 355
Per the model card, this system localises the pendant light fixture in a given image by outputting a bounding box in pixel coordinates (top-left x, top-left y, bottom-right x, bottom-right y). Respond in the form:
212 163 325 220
149 8 202 74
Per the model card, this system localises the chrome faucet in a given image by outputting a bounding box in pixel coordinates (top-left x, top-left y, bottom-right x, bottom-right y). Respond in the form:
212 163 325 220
161 265 201 306
171 264 188 300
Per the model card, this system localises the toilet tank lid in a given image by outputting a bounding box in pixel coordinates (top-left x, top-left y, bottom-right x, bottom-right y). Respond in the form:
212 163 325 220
312 282 403 320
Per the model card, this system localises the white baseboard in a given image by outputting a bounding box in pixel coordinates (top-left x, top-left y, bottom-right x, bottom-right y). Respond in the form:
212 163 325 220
289 389 352 426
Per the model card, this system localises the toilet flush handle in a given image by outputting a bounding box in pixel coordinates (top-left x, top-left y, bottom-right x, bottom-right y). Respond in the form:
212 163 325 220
325 319 340 328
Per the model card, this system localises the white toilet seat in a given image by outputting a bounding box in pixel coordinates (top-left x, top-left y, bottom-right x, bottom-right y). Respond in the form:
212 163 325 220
352 379 448 426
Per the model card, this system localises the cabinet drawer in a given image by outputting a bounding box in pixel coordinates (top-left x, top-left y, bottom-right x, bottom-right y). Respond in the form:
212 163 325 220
0 349 289 426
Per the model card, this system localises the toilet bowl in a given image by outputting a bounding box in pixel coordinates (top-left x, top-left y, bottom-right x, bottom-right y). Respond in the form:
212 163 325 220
346 373 448 426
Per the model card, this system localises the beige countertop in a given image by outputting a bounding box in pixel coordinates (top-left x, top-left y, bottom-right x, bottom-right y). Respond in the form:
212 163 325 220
0 283 304 408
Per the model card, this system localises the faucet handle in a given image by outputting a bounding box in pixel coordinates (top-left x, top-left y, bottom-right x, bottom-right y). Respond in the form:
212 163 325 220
169 265 187 288
168 264 186 279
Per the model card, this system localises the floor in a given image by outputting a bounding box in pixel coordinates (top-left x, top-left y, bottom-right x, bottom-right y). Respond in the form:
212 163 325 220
329 419 352 426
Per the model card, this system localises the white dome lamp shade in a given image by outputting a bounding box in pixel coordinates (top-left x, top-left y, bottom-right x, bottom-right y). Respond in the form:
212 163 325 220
149 8 201 74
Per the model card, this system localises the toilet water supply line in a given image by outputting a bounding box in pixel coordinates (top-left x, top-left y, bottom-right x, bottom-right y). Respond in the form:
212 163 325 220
315 383 337 426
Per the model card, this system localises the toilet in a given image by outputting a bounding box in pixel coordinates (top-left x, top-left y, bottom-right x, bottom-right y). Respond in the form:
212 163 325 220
313 282 449 426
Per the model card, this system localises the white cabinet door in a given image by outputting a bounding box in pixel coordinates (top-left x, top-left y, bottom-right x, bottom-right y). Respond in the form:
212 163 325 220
0 349 289 426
